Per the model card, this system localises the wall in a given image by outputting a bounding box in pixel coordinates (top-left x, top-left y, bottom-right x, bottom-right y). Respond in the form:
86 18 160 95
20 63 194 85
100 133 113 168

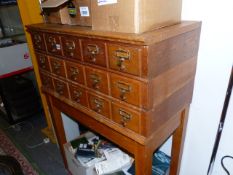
180 0 233 174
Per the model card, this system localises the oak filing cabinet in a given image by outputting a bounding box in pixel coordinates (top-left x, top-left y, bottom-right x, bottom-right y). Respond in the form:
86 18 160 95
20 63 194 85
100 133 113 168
27 21 201 175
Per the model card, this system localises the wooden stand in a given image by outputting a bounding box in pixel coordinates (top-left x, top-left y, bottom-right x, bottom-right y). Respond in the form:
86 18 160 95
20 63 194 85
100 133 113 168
46 94 189 175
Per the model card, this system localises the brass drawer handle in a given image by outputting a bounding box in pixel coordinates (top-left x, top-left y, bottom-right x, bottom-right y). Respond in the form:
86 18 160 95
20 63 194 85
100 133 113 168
56 83 64 95
119 109 132 127
34 34 42 49
116 82 131 101
115 49 130 71
43 77 49 86
34 34 41 42
65 40 75 50
69 52 74 57
48 36 60 52
39 56 46 69
90 74 101 90
69 67 79 81
87 44 99 62
93 98 103 113
53 62 61 74
65 41 75 57
73 90 82 103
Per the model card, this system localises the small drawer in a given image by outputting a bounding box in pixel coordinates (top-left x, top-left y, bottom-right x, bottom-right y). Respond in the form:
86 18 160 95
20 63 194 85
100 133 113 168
36 53 50 71
53 79 69 98
61 36 81 60
50 57 66 77
40 73 53 90
88 93 110 118
112 102 140 133
69 84 87 107
85 67 109 95
108 44 141 76
66 61 85 85
110 73 140 107
31 32 46 51
45 34 62 56
82 40 106 67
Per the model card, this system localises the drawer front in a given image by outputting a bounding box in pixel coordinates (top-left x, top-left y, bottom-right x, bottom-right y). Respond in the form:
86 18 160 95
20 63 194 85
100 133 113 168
32 33 46 51
45 34 62 56
66 61 85 84
85 67 109 95
110 73 140 107
69 84 87 107
40 73 53 90
61 36 81 60
36 53 50 71
112 102 140 133
88 93 110 118
108 44 141 76
82 40 106 67
53 79 69 98
50 57 66 77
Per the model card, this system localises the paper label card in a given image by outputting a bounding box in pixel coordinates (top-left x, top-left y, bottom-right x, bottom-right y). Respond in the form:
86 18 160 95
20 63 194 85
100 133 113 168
98 0 117 6
79 6 90 17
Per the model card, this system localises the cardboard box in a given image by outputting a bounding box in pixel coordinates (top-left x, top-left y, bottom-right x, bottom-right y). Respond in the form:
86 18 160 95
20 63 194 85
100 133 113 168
64 142 97 175
72 0 92 26
42 0 91 26
64 132 98 175
91 0 182 33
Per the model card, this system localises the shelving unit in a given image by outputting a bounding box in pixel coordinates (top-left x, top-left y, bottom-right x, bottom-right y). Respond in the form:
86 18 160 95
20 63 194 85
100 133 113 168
0 1 40 124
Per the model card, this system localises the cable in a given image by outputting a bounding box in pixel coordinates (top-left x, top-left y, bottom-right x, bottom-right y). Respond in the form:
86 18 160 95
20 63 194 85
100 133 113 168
3 121 28 131
221 155 233 175
3 120 49 149
4 121 34 142
26 141 44 149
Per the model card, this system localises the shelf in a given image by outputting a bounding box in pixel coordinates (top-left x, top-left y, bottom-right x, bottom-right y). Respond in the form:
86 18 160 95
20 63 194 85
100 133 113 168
0 0 17 6
0 34 26 48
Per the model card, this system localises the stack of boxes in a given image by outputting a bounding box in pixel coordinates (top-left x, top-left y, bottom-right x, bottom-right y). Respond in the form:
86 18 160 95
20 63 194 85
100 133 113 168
41 0 182 33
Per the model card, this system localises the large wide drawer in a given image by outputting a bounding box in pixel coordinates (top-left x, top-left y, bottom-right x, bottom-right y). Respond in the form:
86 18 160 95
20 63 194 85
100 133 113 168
108 44 142 76
69 84 88 107
50 57 66 78
87 93 110 118
110 73 141 107
36 53 50 72
61 35 81 60
31 32 46 51
45 33 62 56
85 66 109 95
66 61 85 85
53 78 69 98
111 102 140 133
82 39 106 67
40 72 54 90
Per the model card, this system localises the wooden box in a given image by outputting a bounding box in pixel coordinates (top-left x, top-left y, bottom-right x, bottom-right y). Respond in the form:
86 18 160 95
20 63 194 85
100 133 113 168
42 0 70 24
91 0 182 33
42 0 91 26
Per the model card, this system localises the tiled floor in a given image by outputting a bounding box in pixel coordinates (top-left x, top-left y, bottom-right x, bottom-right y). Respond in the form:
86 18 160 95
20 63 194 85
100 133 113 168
0 113 68 175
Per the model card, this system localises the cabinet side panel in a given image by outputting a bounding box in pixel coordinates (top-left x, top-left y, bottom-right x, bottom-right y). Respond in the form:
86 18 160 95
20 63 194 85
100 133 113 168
148 27 201 78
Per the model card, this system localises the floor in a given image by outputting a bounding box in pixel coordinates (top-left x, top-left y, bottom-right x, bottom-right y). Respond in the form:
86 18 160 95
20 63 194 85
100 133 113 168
0 113 68 175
